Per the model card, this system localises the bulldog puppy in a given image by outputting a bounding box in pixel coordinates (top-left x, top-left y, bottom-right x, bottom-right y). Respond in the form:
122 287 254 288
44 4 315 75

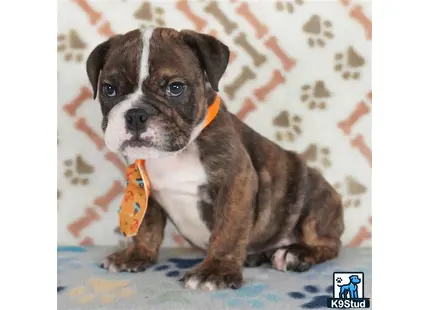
86 27 344 291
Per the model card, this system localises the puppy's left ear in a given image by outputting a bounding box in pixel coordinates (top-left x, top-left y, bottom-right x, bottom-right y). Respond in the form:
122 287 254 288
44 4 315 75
86 36 120 99
180 30 230 92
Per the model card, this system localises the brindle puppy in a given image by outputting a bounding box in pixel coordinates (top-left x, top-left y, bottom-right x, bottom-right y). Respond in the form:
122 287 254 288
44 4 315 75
86 27 344 291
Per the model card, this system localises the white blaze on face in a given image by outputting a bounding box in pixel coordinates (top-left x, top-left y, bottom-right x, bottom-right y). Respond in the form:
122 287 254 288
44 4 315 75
103 27 155 155
139 28 153 86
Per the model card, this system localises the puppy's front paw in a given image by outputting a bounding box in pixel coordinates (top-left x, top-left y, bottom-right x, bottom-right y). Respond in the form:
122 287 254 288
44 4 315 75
180 258 243 291
101 245 156 273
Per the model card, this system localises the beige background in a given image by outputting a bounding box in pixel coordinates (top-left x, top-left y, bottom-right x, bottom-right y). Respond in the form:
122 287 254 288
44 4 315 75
57 0 372 249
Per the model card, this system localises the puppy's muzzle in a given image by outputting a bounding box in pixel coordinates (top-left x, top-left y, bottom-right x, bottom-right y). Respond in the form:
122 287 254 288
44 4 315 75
125 108 148 134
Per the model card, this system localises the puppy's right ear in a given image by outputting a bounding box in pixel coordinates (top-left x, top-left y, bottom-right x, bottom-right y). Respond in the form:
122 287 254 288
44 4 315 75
86 39 113 99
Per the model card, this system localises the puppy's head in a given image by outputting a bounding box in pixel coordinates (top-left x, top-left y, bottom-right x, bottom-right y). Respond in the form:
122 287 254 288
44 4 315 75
86 27 229 160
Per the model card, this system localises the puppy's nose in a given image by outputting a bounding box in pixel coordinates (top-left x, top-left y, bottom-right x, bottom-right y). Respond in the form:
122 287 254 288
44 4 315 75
125 109 147 132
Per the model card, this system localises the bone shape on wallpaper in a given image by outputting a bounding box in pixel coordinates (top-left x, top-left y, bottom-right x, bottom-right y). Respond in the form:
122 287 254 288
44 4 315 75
338 101 371 136
234 32 267 67
68 207 100 238
229 51 238 63
235 97 257 121
94 180 125 212
224 66 256 100
75 118 105 150
177 0 207 32
340 1 371 41
350 5 372 40
98 21 115 37
337 95 372 167
73 0 115 37
105 152 127 174
63 86 92 117
351 134 372 167
73 0 102 25
254 69 286 102
79 236 94 246
347 226 371 247
265 36 296 72
236 2 269 39
208 29 217 37
68 180 124 239
346 217 372 248
204 1 238 35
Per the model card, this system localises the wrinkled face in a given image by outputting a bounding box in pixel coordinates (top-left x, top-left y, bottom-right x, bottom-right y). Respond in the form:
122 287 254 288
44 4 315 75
86 27 229 160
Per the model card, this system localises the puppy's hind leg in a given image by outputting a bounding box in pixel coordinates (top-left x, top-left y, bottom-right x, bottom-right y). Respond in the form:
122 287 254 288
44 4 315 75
270 188 344 272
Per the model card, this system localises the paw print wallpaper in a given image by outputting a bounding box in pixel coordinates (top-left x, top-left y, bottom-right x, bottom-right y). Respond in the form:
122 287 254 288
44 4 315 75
57 0 372 248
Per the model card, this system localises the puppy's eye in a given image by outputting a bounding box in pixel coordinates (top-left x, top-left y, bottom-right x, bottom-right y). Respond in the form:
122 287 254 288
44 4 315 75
166 82 185 97
103 83 117 97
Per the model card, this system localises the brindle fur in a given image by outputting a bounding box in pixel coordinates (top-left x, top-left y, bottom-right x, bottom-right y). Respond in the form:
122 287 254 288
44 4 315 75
86 27 344 289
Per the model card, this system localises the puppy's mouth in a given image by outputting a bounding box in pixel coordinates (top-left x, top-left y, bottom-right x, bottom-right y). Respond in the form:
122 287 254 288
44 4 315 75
120 136 153 150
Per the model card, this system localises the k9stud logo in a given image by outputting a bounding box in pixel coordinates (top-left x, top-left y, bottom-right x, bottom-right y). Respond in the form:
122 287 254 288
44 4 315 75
327 272 370 308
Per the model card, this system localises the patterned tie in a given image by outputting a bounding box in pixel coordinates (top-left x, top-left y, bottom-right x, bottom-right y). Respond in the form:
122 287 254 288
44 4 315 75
118 159 150 237
118 95 221 237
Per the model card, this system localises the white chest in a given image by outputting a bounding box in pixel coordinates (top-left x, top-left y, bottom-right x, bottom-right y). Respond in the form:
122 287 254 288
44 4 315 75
145 144 211 249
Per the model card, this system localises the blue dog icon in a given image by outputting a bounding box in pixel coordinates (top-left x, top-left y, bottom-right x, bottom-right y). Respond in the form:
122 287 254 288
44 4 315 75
338 275 361 298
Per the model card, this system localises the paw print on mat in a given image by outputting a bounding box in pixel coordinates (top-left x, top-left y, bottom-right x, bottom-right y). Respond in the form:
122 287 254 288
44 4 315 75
334 46 365 80
69 278 135 304
213 284 282 309
134 2 165 28
57 30 87 62
276 0 303 14
152 257 203 278
300 81 331 110
63 155 94 186
288 285 333 309
273 111 302 142
303 15 334 47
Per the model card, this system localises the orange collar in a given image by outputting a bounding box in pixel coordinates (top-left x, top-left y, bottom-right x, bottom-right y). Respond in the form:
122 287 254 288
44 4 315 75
202 94 221 129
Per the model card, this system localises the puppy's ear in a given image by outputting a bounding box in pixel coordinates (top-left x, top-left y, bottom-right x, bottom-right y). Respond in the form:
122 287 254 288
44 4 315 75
180 30 230 92
86 37 116 99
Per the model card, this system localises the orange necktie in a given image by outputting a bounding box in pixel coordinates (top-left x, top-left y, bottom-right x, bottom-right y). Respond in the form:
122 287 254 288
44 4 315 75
118 95 221 237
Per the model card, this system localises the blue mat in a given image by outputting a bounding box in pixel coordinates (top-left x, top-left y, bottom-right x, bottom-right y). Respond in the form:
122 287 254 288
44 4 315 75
57 246 372 310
